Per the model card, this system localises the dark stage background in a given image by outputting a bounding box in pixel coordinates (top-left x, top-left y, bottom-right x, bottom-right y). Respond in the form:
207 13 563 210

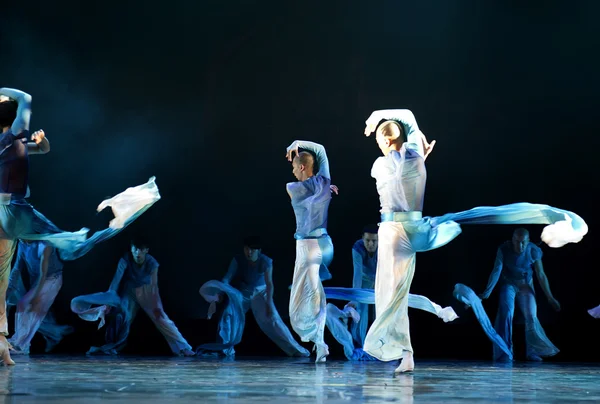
1 1 598 361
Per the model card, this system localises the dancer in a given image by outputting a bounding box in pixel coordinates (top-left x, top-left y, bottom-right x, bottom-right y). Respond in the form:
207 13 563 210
198 236 309 357
324 225 457 360
286 140 337 362
347 225 379 348
71 238 194 356
8 241 73 354
479 228 561 361
0 87 161 365
361 109 587 373
324 225 376 360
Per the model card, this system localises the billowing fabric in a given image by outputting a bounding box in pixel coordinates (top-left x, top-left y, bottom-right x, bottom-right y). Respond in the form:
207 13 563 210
325 286 457 360
0 177 161 337
453 283 512 360
364 204 587 362
70 290 121 330
197 280 309 357
588 305 600 318
324 303 366 360
87 284 191 356
324 287 457 322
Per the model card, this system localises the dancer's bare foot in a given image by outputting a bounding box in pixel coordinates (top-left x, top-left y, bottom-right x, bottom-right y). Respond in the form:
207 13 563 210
315 344 329 363
394 351 414 373
0 336 15 366
181 349 196 357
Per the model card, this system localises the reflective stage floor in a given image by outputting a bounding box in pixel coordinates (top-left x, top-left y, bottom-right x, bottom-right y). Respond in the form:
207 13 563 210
1 356 599 403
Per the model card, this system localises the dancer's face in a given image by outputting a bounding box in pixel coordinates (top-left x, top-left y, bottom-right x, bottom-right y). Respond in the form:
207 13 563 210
131 245 149 264
362 232 378 254
511 234 529 254
243 246 261 262
292 159 304 181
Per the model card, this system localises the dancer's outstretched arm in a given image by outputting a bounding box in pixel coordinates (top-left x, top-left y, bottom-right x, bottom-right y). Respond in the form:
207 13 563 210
222 259 238 285
108 259 127 292
480 248 503 299
346 249 364 309
533 259 561 311
351 249 363 290
264 261 275 317
0 88 32 135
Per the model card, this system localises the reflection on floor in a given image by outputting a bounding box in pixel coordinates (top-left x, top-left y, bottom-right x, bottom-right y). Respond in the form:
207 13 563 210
1 356 599 403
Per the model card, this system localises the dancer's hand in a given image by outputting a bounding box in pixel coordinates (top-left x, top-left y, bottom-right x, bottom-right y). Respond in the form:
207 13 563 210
478 293 489 300
286 141 300 161
364 111 384 136
420 132 436 160
549 297 561 312
345 301 357 310
31 130 45 144
330 185 339 195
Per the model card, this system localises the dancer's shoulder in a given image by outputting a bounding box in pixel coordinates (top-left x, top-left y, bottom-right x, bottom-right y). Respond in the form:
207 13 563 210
528 243 543 260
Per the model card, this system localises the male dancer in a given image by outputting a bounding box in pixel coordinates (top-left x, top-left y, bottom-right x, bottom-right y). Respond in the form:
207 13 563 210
286 140 337 362
8 240 73 354
71 238 194 356
361 109 587 373
0 87 161 365
198 236 309 357
480 228 561 361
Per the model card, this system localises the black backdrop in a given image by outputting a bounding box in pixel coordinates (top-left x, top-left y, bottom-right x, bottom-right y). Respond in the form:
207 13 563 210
1 1 598 361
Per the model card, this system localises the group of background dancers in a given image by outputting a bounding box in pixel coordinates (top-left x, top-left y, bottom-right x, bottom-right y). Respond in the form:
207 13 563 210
0 87 593 373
